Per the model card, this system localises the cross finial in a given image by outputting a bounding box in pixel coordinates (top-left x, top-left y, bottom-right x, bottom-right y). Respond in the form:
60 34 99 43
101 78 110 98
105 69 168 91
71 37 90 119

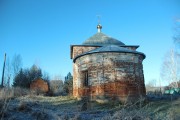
96 15 102 33
97 15 101 24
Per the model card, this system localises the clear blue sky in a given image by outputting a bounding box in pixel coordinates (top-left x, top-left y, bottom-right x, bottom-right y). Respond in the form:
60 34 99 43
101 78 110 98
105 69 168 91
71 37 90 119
0 0 180 85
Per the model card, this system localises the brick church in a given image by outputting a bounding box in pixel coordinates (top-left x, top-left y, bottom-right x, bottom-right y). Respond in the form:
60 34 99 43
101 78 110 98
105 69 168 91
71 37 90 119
70 24 146 102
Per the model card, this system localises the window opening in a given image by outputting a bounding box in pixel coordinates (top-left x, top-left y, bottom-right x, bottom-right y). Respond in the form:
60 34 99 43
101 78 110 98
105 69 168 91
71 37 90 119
83 71 88 86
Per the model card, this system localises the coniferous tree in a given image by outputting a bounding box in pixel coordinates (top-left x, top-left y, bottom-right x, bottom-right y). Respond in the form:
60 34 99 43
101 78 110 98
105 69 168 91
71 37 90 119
63 72 73 95
28 64 42 81
13 64 43 88
13 68 29 88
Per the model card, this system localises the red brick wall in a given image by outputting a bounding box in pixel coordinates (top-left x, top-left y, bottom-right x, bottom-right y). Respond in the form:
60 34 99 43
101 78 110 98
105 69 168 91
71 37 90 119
73 81 145 102
73 52 146 102
73 81 146 99
72 46 99 59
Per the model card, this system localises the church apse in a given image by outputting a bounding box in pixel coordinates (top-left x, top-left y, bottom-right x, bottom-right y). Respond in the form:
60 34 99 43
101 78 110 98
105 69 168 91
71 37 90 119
70 24 146 102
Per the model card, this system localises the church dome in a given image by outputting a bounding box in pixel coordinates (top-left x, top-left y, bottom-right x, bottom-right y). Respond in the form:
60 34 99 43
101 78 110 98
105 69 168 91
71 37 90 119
82 24 125 46
82 32 125 46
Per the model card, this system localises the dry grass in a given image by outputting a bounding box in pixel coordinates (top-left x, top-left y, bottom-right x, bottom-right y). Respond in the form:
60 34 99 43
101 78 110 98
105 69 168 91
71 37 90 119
99 98 180 120
0 88 12 120
0 88 180 120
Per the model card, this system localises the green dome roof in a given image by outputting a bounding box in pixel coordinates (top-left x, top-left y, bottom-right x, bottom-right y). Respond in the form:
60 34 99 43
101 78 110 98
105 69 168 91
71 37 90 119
82 32 125 46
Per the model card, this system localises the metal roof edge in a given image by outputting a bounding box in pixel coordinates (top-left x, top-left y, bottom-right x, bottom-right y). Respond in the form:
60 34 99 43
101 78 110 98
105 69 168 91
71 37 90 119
73 50 146 63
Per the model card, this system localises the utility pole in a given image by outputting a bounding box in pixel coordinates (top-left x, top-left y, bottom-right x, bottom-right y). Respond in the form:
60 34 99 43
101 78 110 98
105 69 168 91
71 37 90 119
1 53 6 88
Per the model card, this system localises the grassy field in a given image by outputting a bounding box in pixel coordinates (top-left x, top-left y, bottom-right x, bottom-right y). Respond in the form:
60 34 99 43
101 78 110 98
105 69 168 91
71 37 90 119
0 89 180 120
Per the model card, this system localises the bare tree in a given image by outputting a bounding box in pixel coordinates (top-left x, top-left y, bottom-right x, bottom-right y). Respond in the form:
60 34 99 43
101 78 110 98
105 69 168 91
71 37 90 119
11 54 22 77
5 57 12 87
161 48 180 88
53 75 62 80
49 80 63 96
42 71 50 81
174 18 180 46
146 79 156 87
146 79 157 92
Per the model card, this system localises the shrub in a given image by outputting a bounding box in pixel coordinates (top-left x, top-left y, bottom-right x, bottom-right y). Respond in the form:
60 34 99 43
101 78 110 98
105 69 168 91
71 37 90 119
49 80 63 96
